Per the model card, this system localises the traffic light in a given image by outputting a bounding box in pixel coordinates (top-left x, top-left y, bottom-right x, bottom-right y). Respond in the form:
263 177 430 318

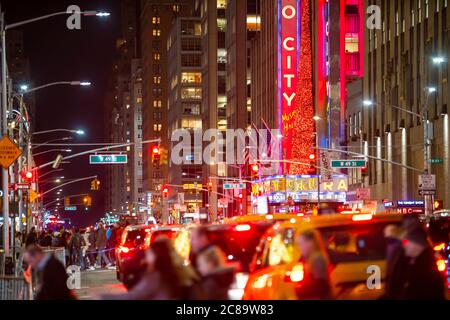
251 163 260 179
308 153 317 175
83 195 92 207
160 148 169 165
434 200 444 210
237 192 244 201
91 178 101 191
206 181 213 192
152 145 161 166
22 170 34 182
361 164 368 177
162 185 169 198
65 197 70 207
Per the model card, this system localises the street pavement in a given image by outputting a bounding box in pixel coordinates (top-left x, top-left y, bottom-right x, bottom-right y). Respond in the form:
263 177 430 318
75 268 127 300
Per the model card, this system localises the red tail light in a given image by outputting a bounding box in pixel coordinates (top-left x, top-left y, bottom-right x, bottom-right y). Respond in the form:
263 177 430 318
118 246 134 254
235 224 251 232
352 214 373 222
285 263 305 283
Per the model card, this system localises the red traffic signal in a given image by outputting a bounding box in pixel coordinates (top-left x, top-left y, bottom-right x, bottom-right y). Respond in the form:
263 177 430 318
309 153 316 161
206 181 213 192
162 185 169 198
22 170 34 181
308 153 317 174
238 193 243 199
152 146 161 155
251 164 259 172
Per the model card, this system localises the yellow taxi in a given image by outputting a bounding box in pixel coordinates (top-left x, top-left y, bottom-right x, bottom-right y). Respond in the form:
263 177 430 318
224 213 305 224
243 213 405 300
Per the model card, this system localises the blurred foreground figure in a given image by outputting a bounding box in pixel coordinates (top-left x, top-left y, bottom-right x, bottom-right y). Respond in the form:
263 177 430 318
24 245 76 300
295 230 333 300
99 238 198 300
197 246 235 300
398 226 446 300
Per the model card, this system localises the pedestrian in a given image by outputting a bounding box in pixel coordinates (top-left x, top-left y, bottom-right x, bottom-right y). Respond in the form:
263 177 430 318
189 226 214 271
23 244 76 300
39 230 53 247
382 216 422 299
106 224 119 264
69 228 85 267
98 237 197 300
295 230 332 300
87 227 97 270
25 227 38 247
95 222 113 268
397 226 446 299
14 231 23 260
197 246 235 300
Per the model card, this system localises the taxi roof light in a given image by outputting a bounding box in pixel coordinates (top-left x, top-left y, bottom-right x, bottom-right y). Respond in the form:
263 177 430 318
433 243 445 252
235 224 251 232
352 213 373 222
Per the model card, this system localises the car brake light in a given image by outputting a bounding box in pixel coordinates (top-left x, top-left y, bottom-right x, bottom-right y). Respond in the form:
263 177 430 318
265 214 274 220
352 214 373 222
235 224 251 232
434 243 445 251
436 258 447 273
285 263 305 283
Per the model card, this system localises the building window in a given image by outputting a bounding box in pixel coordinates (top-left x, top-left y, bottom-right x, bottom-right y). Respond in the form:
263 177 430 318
153 76 161 84
153 100 162 108
153 53 161 61
152 16 160 25
136 97 142 104
153 29 161 37
181 54 201 67
173 5 180 13
182 102 201 115
153 124 162 132
181 88 202 100
153 112 162 120
181 72 202 84
181 118 202 129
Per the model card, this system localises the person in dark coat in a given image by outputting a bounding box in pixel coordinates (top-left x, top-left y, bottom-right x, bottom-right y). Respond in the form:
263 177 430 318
39 230 53 247
398 226 446 300
197 246 235 300
95 222 112 268
25 227 38 247
99 238 197 300
24 245 76 300
189 226 214 271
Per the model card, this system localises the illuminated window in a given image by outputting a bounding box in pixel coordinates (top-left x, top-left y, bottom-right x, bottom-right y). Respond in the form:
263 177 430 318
152 29 161 37
152 16 160 24
173 5 180 13
153 53 161 61
181 118 202 129
153 124 162 132
153 100 162 108
181 72 202 84
181 88 202 100
136 97 142 104
153 76 161 84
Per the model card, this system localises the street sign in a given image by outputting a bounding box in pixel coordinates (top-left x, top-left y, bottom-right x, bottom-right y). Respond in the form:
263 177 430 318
429 158 444 165
331 159 366 169
223 182 245 190
218 198 228 208
418 174 436 191
65 206 77 211
356 188 371 200
0 136 22 169
89 154 128 164
14 183 30 191
419 190 436 196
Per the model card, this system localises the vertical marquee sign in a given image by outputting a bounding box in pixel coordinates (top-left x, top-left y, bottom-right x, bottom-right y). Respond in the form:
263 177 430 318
278 0 315 174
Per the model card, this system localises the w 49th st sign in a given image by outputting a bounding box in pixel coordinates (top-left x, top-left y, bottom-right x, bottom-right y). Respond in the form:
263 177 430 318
0 136 22 169
331 160 366 169
89 154 127 164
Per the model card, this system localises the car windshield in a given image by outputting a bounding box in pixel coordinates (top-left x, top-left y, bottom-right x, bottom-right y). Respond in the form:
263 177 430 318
319 222 401 264
208 223 272 272
427 218 450 244
121 229 147 247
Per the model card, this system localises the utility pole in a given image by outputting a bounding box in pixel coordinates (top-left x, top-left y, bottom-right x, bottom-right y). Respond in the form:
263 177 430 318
1 8 11 259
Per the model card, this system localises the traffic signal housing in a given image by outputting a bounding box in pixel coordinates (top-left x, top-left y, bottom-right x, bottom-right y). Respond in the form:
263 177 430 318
83 195 92 207
308 153 317 175
361 164 368 177
434 199 444 210
152 145 161 166
251 163 260 179
91 178 101 191
22 170 34 182
162 185 169 198
206 181 213 192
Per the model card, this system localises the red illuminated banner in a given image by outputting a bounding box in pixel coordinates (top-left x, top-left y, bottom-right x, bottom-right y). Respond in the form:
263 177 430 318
279 0 315 174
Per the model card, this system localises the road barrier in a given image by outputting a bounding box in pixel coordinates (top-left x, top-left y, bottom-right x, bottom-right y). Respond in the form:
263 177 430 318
0 276 32 300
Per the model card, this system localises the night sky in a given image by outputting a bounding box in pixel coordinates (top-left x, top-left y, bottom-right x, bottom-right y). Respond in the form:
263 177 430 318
3 0 121 226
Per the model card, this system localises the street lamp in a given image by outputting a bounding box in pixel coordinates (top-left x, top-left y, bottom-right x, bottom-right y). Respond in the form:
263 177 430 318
432 56 445 65
32 129 86 136
18 81 92 94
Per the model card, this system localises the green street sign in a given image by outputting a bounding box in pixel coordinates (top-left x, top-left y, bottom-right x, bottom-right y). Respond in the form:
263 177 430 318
331 160 366 168
223 183 246 190
429 158 443 165
65 206 77 211
89 154 128 164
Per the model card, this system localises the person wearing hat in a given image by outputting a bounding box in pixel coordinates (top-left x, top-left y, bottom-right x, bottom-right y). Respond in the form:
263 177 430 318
398 226 446 300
